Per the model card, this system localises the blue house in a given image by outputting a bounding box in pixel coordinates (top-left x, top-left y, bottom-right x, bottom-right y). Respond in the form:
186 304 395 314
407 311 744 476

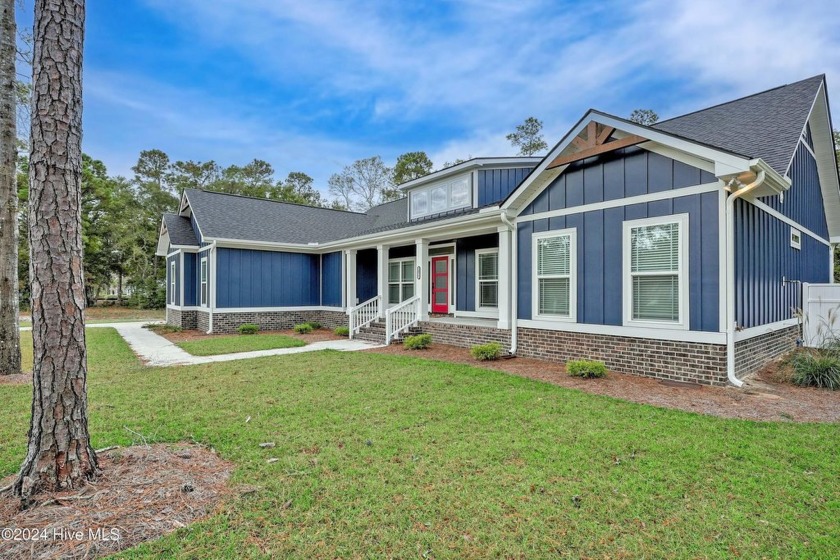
157 75 840 386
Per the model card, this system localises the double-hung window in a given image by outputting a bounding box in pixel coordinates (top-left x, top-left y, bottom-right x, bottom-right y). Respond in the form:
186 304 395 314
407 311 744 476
623 214 688 329
170 261 176 305
476 249 499 310
388 258 415 304
533 229 576 321
200 257 208 307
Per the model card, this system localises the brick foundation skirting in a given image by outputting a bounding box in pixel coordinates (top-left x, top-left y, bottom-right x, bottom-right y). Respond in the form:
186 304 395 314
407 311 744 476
208 310 347 334
517 327 728 386
166 308 198 330
417 321 511 353
734 324 800 378
197 311 210 333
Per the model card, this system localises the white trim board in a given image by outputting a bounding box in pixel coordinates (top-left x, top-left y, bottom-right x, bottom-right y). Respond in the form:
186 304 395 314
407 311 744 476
517 319 726 345
213 306 345 314
517 182 720 223
744 197 830 246
733 318 799 342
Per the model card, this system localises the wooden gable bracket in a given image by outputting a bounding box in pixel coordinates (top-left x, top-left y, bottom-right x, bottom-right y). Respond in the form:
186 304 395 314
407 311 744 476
547 121 646 169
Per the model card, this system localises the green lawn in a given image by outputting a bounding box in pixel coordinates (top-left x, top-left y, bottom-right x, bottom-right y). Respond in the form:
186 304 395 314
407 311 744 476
3 330 838 558
176 333 306 356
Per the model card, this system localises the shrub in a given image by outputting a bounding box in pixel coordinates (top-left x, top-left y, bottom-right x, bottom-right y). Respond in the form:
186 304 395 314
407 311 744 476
790 351 840 390
566 359 607 378
238 323 260 335
470 342 502 361
334 326 350 337
306 321 322 330
293 323 314 334
403 333 432 350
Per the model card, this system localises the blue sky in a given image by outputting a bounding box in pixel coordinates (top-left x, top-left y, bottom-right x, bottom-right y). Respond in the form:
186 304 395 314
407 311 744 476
17 0 840 195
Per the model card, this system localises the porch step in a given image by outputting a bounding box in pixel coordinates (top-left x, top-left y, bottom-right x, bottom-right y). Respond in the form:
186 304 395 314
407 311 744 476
354 321 423 345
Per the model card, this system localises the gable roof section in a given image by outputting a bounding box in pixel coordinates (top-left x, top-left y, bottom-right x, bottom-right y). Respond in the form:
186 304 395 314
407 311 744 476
653 75 825 176
162 213 198 247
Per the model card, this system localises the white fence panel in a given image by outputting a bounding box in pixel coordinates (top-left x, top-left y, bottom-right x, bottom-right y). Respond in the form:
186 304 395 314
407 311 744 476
802 283 840 347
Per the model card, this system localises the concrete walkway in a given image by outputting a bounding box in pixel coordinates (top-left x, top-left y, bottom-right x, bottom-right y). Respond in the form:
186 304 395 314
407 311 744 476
21 321 382 367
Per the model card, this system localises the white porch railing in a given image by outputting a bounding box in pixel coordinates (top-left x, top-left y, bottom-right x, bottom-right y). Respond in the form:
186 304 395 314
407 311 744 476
385 295 420 344
349 295 380 339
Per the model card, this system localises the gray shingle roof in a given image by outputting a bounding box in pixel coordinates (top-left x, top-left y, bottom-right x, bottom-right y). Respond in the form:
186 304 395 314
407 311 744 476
653 75 824 175
163 213 198 246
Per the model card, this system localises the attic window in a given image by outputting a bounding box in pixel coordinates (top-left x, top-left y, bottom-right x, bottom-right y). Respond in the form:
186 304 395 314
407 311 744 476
409 175 472 219
790 228 801 250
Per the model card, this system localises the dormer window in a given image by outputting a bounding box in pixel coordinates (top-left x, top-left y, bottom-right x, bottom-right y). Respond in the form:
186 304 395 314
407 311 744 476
409 175 472 219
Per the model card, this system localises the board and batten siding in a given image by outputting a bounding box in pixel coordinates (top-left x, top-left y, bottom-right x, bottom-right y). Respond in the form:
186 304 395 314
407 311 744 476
516 148 720 332
215 248 320 308
183 252 197 306
321 252 342 307
456 234 498 312
477 167 534 207
356 249 378 304
758 142 828 240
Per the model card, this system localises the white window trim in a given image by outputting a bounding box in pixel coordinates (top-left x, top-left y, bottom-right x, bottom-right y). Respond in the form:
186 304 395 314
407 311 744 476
387 257 416 305
790 227 802 250
475 248 499 312
200 257 208 307
622 213 689 330
532 228 577 322
170 261 176 305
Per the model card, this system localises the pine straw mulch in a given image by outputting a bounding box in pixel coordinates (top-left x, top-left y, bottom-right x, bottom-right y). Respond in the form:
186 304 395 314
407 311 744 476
157 327 344 344
366 343 840 423
0 372 31 386
0 444 234 560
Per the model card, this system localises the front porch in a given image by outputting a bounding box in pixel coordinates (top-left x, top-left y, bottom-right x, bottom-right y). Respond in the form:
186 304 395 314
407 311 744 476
344 226 514 344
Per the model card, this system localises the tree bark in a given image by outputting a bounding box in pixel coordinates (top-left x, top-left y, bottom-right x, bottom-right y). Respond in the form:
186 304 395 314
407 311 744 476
0 0 21 376
14 0 96 500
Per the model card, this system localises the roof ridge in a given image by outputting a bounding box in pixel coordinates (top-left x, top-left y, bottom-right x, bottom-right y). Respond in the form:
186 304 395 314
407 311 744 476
654 74 825 126
187 188 370 216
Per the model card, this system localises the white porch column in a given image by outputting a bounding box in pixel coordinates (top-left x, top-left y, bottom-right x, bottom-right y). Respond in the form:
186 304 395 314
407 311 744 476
344 249 357 310
377 244 388 319
416 238 429 321
497 226 512 329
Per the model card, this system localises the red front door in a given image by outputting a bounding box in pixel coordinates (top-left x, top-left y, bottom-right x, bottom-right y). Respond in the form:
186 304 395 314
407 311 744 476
431 256 449 314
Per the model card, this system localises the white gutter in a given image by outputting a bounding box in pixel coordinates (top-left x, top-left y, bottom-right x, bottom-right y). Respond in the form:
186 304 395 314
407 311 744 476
500 211 518 354
725 169 766 387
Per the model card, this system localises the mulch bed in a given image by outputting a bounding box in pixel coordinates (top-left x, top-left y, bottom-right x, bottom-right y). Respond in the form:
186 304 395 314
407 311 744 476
159 328 344 344
366 343 840 423
0 444 233 559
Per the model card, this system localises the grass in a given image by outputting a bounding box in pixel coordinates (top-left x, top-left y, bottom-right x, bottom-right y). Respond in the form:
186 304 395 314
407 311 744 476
176 334 306 356
2 330 838 558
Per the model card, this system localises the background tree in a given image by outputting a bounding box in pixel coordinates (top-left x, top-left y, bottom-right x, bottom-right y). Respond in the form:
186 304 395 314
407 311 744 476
629 109 659 125
328 156 395 211
0 0 21 376
167 159 220 195
214 158 277 198
276 171 322 206
393 151 433 185
15 0 97 499
506 117 547 156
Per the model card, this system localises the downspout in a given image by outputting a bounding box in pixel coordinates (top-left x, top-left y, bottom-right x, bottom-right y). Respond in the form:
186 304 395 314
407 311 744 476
725 169 766 387
500 211 517 354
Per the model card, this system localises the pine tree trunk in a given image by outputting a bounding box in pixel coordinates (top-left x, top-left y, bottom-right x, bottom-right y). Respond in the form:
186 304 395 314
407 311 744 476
14 0 96 500
0 0 21 376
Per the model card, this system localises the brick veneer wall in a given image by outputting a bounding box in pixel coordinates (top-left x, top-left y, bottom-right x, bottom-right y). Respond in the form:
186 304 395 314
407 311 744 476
517 327 728 386
417 321 511 353
197 311 210 333
734 324 800 378
166 308 197 330
209 310 347 334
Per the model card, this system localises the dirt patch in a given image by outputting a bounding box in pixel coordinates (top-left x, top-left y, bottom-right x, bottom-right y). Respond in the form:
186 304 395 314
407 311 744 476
0 444 233 559
367 344 840 423
158 328 344 344
0 372 31 386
